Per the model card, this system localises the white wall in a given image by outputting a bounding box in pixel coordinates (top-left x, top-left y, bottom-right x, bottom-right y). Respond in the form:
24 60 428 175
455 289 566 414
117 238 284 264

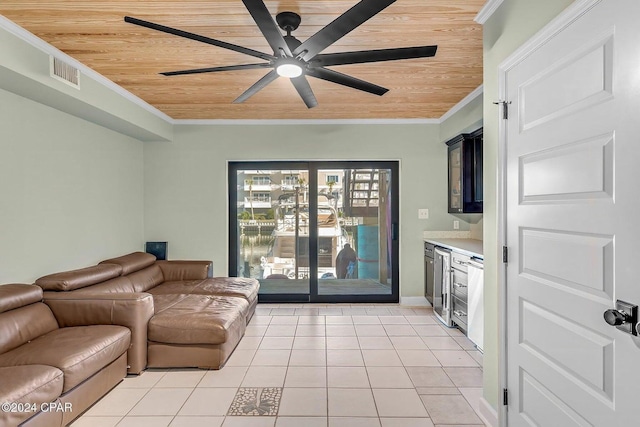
144 123 448 298
0 88 145 282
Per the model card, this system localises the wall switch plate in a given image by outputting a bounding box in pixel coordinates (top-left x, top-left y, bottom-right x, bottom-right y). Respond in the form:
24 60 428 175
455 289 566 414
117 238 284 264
418 209 429 219
453 220 460 229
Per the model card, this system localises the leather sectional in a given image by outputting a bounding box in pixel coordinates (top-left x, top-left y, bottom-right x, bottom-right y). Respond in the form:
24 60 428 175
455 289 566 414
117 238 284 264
36 252 260 373
0 252 259 425
0 284 130 427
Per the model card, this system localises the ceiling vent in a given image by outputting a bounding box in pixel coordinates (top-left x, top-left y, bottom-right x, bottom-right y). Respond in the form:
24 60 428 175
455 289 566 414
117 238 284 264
49 56 80 88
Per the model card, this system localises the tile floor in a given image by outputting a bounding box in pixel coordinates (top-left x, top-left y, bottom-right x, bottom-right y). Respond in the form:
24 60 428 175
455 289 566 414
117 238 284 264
71 304 486 427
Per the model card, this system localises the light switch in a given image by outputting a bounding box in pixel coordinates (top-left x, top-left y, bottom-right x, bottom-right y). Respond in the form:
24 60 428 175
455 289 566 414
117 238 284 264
453 220 460 229
418 209 429 219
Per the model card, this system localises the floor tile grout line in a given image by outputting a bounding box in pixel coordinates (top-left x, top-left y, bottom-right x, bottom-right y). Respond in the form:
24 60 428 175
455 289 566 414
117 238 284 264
116 381 156 420
77 308 486 426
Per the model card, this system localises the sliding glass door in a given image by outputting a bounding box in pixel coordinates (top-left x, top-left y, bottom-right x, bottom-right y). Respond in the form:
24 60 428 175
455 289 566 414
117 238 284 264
229 161 398 303
315 165 397 300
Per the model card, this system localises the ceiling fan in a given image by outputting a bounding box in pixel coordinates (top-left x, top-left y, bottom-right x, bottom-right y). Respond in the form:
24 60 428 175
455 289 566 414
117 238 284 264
124 0 437 108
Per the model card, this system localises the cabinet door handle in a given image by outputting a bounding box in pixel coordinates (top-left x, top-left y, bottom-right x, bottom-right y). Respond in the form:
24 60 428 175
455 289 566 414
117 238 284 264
453 259 468 266
453 282 467 288
453 310 467 317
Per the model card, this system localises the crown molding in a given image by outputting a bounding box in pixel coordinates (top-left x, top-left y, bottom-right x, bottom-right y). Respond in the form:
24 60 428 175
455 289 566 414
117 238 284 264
439 85 483 123
475 0 506 24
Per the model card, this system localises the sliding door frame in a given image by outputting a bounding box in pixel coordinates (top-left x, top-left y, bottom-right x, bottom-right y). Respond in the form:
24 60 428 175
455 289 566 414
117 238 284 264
229 160 399 303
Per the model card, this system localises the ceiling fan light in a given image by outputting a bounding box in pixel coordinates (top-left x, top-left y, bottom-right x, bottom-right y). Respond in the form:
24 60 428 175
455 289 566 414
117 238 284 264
276 63 303 78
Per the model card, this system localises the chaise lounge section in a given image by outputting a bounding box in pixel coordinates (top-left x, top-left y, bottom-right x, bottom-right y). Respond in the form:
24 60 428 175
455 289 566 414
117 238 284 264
36 252 259 373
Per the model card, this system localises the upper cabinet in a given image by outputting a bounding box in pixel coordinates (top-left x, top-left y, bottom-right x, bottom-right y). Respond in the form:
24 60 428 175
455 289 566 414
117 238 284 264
446 128 483 213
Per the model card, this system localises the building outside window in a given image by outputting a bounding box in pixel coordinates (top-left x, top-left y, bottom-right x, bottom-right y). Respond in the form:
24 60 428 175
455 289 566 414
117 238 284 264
251 176 271 186
282 175 299 187
249 192 270 203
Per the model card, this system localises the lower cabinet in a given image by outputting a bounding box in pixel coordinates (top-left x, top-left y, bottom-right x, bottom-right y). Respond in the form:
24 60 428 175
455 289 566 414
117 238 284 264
449 250 483 352
450 252 470 333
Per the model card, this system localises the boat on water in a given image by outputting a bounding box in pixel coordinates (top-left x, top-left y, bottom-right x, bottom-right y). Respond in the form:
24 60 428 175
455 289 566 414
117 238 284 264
260 193 349 280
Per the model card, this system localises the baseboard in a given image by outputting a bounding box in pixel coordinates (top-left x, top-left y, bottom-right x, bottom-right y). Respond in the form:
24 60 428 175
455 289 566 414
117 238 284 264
399 296 430 307
479 397 499 427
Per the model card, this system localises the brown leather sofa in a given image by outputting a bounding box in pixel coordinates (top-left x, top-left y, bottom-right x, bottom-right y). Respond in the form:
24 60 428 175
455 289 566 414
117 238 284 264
36 252 260 373
0 284 131 427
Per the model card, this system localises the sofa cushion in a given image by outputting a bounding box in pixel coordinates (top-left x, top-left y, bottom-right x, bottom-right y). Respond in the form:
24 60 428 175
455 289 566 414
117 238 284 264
148 295 248 345
156 260 211 281
152 293 190 314
126 264 164 292
195 278 259 302
0 365 64 426
36 264 123 291
0 325 131 393
73 276 137 294
149 278 259 303
147 280 204 296
100 252 156 275
0 284 43 313
0 303 59 354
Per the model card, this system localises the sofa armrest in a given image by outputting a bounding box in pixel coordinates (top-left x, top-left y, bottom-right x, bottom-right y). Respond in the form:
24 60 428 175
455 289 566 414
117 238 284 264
43 292 154 374
157 260 212 281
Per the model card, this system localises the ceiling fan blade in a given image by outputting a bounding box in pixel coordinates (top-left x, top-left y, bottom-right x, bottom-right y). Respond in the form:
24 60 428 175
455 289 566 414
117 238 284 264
124 16 274 61
307 67 388 96
311 45 438 67
293 0 396 62
161 63 272 76
233 69 279 104
241 0 292 57
290 75 318 108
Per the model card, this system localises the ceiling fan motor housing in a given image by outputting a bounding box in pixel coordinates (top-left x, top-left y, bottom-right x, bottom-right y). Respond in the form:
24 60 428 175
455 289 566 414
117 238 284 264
276 11 301 33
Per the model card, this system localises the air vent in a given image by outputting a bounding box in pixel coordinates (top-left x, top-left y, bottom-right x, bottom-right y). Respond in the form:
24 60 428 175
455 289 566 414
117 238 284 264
49 56 80 88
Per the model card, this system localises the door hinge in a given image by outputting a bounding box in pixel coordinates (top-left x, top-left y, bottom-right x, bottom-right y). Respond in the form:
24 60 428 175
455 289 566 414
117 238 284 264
503 388 509 406
493 100 511 119
502 246 508 264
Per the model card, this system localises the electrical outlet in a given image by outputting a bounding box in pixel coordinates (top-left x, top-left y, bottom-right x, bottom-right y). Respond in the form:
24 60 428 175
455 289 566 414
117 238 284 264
418 209 429 219
453 220 460 229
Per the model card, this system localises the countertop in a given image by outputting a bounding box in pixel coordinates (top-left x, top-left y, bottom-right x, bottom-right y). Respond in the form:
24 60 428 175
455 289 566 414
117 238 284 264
424 238 483 259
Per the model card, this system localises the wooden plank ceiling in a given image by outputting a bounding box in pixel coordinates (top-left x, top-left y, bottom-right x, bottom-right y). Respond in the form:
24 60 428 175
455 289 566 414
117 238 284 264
0 1 484 120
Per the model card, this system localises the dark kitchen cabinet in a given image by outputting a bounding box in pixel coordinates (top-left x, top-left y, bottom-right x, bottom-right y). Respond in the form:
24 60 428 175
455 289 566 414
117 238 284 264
446 128 483 213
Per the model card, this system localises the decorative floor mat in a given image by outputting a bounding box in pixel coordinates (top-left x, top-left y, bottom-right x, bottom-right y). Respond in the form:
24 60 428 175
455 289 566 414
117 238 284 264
227 387 282 416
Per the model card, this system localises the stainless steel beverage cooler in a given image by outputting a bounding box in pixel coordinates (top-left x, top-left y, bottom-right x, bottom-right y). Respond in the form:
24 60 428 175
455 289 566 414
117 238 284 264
424 243 435 305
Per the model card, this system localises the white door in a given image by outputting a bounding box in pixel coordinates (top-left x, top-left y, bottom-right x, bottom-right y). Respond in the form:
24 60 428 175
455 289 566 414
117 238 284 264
505 0 640 425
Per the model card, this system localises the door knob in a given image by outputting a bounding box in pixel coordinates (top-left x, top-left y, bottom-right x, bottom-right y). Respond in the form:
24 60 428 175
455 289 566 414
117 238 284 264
603 300 638 336
603 309 628 326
